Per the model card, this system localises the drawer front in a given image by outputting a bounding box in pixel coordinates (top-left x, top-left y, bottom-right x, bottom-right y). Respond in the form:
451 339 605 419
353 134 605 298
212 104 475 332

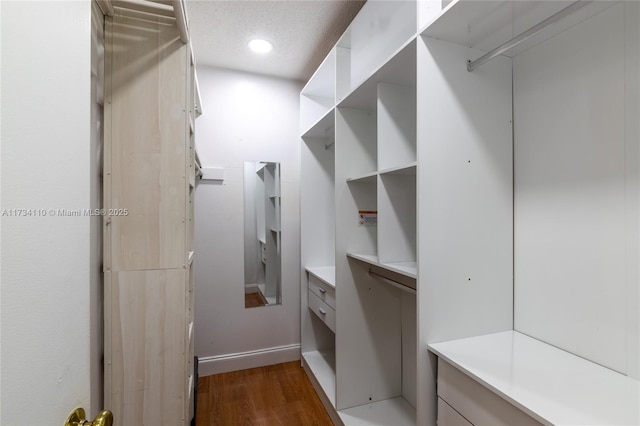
308 274 336 310
308 290 336 333
438 397 472 426
437 359 541 426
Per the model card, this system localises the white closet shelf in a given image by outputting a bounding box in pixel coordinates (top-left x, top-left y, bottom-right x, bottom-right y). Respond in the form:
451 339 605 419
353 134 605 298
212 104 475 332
378 162 416 176
347 163 416 183
338 396 416 426
421 0 616 60
347 252 417 279
346 171 377 183
302 106 335 139
429 331 640 426
305 266 336 289
338 38 416 111
302 350 336 407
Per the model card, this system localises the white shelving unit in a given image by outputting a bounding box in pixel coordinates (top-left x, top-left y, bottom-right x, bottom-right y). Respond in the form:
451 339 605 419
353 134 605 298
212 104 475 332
301 1 639 425
300 46 338 422
264 162 280 304
300 3 420 425
429 331 640 425
336 0 417 102
103 3 200 423
251 163 281 304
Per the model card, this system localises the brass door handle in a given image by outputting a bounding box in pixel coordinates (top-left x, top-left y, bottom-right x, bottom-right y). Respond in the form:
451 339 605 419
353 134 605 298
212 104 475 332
65 407 113 426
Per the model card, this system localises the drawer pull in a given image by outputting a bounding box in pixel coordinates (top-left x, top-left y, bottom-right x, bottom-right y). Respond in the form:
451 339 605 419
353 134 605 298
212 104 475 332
318 288 326 294
318 308 326 315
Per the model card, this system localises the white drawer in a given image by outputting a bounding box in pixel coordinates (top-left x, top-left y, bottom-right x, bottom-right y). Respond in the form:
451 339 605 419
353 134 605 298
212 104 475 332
308 290 335 333
437 359 541 426
308 273 335 310
438 397 472 426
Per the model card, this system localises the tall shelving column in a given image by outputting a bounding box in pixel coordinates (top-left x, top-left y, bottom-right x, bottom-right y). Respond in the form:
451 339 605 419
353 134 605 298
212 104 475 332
300 47 339 423
417 1 639 424
300 2 420 424
264 162 281 304
103 5 199 425
415 29 514 423
335 38 418 424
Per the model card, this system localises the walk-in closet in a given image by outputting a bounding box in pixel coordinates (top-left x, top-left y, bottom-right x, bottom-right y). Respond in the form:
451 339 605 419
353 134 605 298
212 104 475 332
1 1 638 425
301 1 639 425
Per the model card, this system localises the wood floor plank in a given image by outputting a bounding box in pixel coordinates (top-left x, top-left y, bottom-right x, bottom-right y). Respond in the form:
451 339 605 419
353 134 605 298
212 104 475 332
245 292 266 308
196 361 333 426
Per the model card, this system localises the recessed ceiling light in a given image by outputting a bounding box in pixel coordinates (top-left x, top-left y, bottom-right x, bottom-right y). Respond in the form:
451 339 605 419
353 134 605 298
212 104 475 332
248 39 273 54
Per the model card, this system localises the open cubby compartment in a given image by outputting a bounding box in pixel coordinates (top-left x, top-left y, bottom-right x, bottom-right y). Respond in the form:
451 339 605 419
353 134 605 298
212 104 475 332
264 162 280 198
264 212 279 303
377 81 416 170
301 112 336 269
336 256 417 424
335 32 351 104
300 48 337 134
378 166 417 271
344 176 378 258
266 195 280 233
339 38 417 172
302 325 336 408
336 105 377 180
345 0 417 93
376 40 417 171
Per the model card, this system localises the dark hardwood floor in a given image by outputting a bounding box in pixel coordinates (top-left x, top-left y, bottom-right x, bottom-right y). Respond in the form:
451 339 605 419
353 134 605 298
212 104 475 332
196 361 333 426
245 292 266 308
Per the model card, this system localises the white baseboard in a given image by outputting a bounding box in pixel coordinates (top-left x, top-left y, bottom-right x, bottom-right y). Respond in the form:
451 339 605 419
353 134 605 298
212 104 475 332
197 344 301 376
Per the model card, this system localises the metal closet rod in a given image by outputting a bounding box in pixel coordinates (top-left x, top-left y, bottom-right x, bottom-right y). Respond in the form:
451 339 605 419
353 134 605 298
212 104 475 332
369 269 416 294
467 0 592 72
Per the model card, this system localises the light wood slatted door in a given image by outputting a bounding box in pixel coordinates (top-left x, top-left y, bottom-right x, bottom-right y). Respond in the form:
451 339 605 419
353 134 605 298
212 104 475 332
104 6 195 425
106 11 187 272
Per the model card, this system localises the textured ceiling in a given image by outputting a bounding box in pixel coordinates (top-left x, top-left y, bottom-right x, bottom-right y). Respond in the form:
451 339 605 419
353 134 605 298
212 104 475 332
186 0 365 82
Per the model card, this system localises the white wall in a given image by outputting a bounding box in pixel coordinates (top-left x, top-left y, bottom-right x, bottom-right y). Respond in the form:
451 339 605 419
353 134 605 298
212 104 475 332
513 2 639 378
1 1 98 423
194 66 302 375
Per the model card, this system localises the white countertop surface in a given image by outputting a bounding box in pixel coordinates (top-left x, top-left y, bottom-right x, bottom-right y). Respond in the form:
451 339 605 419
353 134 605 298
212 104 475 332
305 265 336 288
429 331 640 425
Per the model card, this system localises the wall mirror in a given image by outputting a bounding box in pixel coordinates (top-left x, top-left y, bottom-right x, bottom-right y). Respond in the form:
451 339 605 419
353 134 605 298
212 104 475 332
244 161 282 308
